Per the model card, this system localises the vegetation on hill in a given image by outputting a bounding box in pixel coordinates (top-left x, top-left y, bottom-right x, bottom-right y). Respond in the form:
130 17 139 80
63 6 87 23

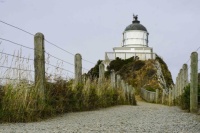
87 56 173 94
0 78 132 122
86 60 102 80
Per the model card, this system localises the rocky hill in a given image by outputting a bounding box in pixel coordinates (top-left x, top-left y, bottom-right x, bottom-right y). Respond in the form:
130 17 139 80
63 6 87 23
87 55 174 94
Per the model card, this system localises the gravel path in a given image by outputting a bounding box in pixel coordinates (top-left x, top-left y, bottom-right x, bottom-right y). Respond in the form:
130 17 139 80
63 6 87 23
0 101 200 133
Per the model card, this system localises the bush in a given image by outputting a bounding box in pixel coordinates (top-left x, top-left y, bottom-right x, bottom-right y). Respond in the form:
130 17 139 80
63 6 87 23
86 60 102 79
0 78 135 123
180 84 200 110
105 57 134 77
180 85 190 110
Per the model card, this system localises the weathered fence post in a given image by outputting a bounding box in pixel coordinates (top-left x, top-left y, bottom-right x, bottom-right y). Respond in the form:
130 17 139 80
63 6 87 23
190 52 198 113
129 85 133 103
116 75 121 88
162 90 164 104
156 89 159 104
121 80 125 91
133 87 136 95
85 78 91 89
180 69 183 96
98 63 105 85
121 80 126 101
130 87 134 104
168 89 172 106
178 71 181 97
34 32 45 99
74 53 82 86
172 86 175 105
176 71 181 105
183 64 188 89
175 77 178 102
111 70 116 88
126 83 129 102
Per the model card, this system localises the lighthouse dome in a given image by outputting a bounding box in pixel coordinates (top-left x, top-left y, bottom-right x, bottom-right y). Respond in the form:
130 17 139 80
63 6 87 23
124 16 147 32
122 15 149 47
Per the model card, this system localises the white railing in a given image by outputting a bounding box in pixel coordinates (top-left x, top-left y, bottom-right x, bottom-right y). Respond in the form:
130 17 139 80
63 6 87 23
105 52 156 61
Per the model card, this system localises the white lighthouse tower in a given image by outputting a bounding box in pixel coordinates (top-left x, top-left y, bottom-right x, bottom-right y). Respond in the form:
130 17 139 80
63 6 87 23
121 15 149 48
104 15 155 69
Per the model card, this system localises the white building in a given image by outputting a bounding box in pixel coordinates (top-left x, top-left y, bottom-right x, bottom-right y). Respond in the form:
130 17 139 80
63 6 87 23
104 15 156 69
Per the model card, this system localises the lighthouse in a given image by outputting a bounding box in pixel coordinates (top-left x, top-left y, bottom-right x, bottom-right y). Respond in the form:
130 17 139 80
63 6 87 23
104 15 156 69
122 15 149 48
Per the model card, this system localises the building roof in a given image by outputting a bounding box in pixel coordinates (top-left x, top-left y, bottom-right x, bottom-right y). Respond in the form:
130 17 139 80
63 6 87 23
124 15 147 32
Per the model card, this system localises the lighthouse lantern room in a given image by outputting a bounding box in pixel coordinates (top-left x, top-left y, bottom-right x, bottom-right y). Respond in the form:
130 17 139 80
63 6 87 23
104 15 156 69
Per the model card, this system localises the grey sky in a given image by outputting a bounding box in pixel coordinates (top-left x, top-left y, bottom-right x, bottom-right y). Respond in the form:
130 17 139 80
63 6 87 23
0 0 200 81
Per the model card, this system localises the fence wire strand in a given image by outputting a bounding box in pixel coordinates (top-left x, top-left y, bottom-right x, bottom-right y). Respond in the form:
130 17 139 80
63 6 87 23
45 52 74 66
0 38 34 50
0 51 34 61
0 38 90 71
0 65 34 72
45 62 74 74
0 77 34 83
0 20 34 36
0 20 95 65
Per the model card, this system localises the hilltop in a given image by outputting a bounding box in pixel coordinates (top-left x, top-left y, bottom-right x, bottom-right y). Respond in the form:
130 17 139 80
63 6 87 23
87 55 174 94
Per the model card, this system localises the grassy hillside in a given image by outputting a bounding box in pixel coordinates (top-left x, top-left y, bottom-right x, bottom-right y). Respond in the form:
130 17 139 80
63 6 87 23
88 56 174 93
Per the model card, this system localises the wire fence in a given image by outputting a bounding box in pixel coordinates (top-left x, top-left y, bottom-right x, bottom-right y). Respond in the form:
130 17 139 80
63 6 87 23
0 20 95 85
0 38 77 85
173 49 200 112
0 20 95 64
0 45 35 85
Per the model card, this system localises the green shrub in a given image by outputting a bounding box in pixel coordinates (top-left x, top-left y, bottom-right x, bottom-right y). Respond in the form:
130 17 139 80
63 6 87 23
180 85 190 110
180 84 200 110
86 60 102 79
105 57 134 77
0 78 135 123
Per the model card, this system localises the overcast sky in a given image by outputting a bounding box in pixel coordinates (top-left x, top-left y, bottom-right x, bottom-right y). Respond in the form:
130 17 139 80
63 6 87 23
0 0 200 82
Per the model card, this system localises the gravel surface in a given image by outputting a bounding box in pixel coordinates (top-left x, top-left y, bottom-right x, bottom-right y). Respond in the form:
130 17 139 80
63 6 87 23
0 101 200 133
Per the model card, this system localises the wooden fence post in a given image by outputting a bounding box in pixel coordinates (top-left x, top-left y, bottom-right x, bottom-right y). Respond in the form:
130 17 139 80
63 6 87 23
162 90 164 104
111 70 116 88
126 83 129 102
190 52 198 113
180 69 183 95
34 32 45 99
85 78 91 89
121 80 126 100
183 64 188 89
175 77 178 101
116 75 121 88
74 53 82 86
129 85 134 104
121 80 125 91
156 89 159 104
172 86 175 105
178 71 181 97
133 86 136 95
98 63 105 85
168 89 172 106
